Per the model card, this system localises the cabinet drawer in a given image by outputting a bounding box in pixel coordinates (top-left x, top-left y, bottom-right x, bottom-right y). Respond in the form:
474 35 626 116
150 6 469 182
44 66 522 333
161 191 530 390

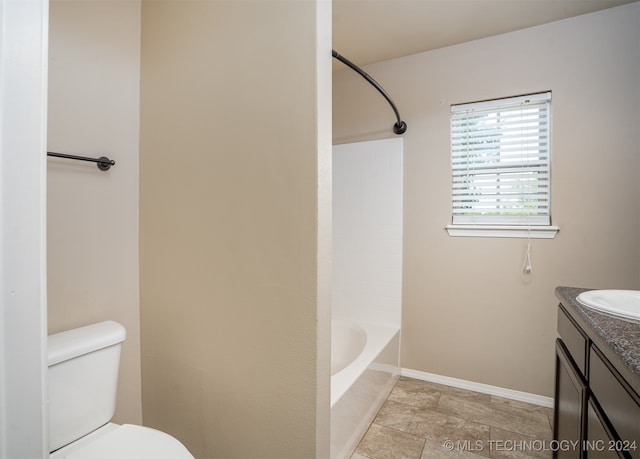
589 346 640 459
558 305 588 376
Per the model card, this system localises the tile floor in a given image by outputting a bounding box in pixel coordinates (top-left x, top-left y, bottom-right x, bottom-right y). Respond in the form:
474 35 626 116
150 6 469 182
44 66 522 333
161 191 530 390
351 377 554 459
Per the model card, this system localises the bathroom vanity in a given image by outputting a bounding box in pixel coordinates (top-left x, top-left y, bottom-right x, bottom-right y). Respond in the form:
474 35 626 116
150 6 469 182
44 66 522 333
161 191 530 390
554 287 640 459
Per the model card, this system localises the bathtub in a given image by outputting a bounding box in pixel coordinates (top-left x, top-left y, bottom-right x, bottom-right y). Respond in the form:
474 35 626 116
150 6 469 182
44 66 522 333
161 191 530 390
330 319 400 459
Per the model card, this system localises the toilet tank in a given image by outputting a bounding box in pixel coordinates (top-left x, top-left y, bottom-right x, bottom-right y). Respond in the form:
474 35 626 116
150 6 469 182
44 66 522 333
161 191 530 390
48 321 126 452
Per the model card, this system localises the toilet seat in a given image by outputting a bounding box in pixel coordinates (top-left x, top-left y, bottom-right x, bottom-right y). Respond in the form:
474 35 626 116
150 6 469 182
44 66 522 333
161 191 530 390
52 424 193 459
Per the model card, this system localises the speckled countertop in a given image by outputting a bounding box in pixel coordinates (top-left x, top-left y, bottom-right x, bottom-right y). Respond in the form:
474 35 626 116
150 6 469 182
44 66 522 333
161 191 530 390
555 286 640 395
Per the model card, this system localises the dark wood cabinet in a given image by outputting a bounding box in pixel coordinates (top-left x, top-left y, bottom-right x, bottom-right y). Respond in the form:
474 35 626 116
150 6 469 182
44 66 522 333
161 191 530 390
587 399 624 459
555 339 587 459
557 306 588 376
555 304 640 459
589 347 640 459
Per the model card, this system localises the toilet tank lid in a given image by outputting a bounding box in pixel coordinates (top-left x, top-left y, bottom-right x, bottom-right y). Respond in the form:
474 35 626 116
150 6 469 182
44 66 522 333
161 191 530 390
48 321 126 366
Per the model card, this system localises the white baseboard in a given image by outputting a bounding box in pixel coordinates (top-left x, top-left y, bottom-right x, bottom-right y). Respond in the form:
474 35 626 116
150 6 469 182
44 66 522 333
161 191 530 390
401 368 554 408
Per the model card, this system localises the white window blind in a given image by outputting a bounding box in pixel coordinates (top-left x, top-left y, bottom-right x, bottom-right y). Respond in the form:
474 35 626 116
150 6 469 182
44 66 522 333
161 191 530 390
451 92 551 226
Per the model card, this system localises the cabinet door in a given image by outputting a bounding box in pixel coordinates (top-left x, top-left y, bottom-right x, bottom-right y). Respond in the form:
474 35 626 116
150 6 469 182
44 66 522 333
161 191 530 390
555 339 587 459
587 399 625 459
589 346 640 459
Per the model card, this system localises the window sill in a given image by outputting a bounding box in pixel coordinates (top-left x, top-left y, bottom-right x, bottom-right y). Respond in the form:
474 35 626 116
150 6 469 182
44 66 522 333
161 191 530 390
445 225 559 239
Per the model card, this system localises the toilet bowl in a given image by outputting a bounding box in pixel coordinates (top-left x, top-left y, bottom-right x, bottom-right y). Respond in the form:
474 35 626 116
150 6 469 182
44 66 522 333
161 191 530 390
48 321 193 459
49 423 193 459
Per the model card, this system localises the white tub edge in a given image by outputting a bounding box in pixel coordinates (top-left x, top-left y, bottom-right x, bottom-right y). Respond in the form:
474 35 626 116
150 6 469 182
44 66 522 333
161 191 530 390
331 321 399 407
330 322 400 459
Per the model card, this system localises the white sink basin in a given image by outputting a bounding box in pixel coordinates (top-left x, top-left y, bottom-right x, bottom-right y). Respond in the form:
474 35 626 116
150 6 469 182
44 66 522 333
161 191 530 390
576 290 640 321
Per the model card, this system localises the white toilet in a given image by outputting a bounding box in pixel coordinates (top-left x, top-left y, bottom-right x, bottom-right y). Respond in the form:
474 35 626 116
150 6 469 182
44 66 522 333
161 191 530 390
48 320 194 459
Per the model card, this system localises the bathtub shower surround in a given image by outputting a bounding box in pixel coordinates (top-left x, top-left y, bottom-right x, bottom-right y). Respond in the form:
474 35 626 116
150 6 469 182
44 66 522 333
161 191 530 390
331 138 404 458
332 138 403 326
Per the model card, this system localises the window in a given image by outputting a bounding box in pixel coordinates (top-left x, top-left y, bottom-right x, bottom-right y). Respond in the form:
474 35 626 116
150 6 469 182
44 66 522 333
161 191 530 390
446 92 558 238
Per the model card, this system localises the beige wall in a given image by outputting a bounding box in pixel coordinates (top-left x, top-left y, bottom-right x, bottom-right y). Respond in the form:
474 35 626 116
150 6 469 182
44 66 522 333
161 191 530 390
139 1 330 458
334 3 640 398
47 0 142 424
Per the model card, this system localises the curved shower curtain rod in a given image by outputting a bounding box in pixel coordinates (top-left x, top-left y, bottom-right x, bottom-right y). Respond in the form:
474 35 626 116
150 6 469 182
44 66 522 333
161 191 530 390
332 49 407 135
